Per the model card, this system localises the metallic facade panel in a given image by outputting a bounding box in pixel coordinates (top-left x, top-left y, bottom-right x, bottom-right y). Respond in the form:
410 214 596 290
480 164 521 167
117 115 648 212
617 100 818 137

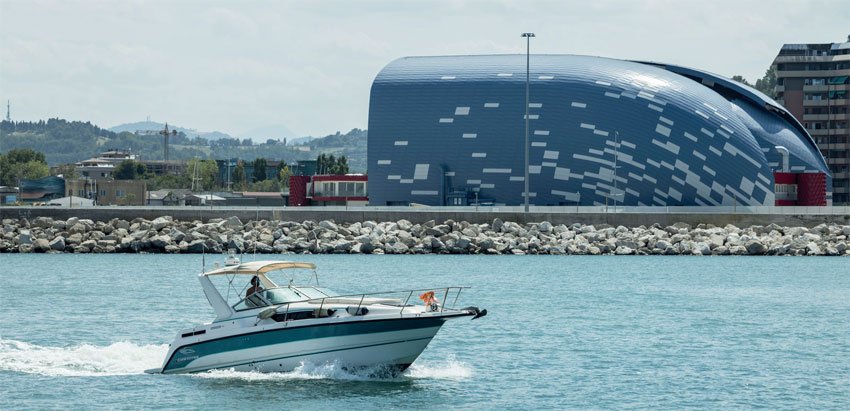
367 54 829 206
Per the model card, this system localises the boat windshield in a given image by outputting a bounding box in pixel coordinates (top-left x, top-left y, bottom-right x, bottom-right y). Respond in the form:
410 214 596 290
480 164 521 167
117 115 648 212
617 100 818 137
232 286 341 311
263 288 306 304
294 286 339 299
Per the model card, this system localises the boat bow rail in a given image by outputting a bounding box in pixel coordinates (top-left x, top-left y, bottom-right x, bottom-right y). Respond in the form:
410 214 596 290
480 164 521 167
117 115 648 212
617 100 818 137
256 286 476 320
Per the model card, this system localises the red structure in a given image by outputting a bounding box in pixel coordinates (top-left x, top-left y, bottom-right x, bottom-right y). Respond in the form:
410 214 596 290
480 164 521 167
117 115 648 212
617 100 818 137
288 176 311 206
288 175 368 206
796 173 827 206
772 172 827 206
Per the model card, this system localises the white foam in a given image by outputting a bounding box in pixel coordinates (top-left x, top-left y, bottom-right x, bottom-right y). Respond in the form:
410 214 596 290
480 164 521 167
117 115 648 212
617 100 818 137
1 338 473 381
191 357 472 381
0 338 168 377
405 356 472 380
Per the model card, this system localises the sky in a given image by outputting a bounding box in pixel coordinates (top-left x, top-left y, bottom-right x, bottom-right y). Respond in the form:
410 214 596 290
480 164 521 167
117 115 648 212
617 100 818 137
1 0 848 139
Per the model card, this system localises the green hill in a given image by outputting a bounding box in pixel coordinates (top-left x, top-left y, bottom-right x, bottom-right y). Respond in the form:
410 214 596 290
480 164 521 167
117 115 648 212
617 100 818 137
0 119 367 173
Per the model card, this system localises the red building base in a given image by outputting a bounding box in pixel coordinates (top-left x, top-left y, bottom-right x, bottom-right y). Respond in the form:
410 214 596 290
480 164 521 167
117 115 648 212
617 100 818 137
773 172 826 206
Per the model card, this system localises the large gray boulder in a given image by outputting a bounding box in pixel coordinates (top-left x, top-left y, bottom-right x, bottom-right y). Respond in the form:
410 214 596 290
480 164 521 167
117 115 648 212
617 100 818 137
228 236 245 252
49 236 66 251
317 220 337 231
220 216 243 229
17 230 32 245
33 217 54 229
33 238 50 252
492 218 504 233
745 240 767 255
187 239 207 253
151 216 171 231
396 219 413 231
150 235 170 249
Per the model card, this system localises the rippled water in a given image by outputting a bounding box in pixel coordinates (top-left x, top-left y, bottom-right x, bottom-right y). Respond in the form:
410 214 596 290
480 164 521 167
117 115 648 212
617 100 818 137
1 254 848 409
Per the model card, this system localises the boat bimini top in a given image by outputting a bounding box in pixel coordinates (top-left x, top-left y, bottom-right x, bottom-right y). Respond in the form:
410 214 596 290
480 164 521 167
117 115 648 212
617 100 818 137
202 261 317 276
199 260 324 321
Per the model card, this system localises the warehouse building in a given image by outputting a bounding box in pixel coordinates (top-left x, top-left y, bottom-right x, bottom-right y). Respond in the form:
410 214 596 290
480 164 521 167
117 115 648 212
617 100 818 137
367 55 830 206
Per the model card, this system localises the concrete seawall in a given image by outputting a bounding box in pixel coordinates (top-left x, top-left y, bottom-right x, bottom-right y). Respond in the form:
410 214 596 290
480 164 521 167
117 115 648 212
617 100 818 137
1 206 848 228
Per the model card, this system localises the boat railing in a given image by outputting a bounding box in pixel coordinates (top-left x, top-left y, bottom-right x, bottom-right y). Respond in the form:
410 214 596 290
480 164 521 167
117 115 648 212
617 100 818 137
271 286 471 319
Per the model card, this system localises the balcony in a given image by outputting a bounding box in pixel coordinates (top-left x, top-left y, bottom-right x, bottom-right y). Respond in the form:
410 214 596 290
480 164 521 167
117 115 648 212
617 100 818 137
803 98 848 106
810 128 849 136
777 69 850 78
803 114 849 121
803 84 850 92
774 55 849 64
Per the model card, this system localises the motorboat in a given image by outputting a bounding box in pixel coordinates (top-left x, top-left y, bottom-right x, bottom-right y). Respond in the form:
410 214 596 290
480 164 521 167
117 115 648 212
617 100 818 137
145 255 486 375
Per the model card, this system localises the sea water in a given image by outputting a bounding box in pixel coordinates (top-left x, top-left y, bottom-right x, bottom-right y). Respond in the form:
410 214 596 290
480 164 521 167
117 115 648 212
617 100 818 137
1 254 848 409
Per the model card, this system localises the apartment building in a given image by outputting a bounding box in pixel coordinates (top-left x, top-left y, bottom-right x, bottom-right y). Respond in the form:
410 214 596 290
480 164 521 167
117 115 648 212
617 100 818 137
774 38 850 204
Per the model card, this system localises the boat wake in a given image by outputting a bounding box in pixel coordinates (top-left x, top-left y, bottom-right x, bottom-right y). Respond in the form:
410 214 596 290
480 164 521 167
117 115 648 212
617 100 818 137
0 338 168 377
192 357 472 382
0 338 472 381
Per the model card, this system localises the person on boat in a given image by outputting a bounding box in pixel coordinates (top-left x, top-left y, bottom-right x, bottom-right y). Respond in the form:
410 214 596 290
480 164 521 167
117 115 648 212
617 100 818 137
246 276 264 298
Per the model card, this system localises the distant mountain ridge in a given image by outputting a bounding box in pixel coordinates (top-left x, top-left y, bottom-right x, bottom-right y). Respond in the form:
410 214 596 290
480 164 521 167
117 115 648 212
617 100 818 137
1 119 367 172
108 121 234 141
237 123 297 143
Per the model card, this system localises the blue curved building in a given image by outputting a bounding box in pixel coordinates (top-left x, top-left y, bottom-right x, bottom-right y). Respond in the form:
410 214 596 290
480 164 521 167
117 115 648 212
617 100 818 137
367 55 830 206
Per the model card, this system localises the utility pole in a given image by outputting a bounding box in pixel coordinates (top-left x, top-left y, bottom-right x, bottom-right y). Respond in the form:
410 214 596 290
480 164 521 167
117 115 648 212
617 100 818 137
522 32 535 213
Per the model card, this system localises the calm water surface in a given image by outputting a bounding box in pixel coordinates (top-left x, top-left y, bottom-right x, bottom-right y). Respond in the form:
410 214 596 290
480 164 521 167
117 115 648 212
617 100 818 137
1 254 848 409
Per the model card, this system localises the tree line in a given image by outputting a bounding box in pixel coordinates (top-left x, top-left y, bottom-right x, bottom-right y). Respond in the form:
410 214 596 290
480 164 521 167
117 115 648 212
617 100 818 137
1 119 367 172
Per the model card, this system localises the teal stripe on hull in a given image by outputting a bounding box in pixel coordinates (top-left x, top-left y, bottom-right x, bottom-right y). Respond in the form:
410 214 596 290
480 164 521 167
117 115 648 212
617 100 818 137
175 336 434 374
164 317 446 372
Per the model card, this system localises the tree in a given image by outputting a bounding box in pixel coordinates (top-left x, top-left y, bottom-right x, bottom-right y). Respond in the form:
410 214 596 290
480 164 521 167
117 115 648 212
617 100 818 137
278 162 291 187
326 155 337 174
135 162 148 178
731 75 751 86
252 158 267 182
315 153 348 175
232 163 246 191
146 173 189 191
51 163 80 180
0 149 49 185
248 179 281 192
754 66 777 99
114 160 139 179
316 153 329 174
336 155 349 175
731 67 777 100
186 158 219 191
121 193 136 206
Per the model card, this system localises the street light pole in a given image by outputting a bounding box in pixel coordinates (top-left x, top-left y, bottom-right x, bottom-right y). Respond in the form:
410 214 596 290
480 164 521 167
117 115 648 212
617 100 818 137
522 32 535 213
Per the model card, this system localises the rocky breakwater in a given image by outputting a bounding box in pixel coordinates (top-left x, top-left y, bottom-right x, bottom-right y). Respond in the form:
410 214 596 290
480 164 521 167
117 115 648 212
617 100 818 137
1 216 849 256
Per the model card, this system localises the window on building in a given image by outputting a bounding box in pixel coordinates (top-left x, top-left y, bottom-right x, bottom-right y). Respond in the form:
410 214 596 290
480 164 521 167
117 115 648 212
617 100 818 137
100 189 106 197
78 189 84 196
116 189 125 197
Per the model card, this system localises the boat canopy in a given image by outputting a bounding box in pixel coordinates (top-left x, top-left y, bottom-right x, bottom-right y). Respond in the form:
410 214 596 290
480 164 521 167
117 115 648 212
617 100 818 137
202 261 316 276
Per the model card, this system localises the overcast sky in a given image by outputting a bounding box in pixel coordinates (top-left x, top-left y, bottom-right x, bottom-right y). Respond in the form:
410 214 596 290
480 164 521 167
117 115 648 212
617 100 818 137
1 0 847 139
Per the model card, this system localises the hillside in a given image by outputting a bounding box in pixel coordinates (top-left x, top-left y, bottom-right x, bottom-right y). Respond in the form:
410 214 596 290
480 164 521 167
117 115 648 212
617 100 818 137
109 121 234 141
0 119 368 172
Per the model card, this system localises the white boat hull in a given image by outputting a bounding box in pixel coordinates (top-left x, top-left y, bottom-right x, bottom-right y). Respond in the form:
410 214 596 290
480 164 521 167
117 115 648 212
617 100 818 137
158 316 458 375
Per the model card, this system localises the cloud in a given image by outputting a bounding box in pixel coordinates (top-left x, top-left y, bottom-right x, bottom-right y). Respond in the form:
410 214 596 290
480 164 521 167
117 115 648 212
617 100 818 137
1 0 847 138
